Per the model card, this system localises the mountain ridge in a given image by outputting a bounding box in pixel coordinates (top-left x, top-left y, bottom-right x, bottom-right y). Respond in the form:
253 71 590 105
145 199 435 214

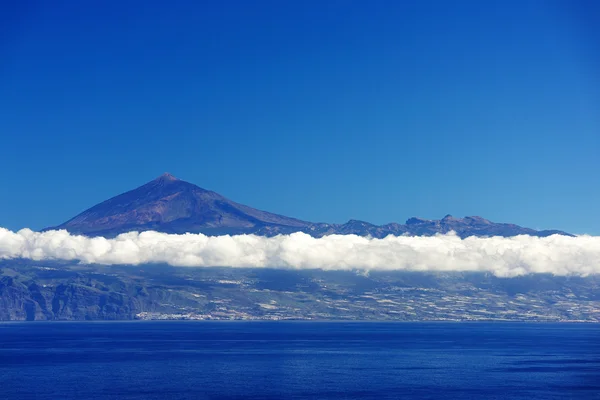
46 173 571 238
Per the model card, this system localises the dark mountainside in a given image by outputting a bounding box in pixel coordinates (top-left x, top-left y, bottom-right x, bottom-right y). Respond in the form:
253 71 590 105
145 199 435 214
47 173 570 238
1 260 599 322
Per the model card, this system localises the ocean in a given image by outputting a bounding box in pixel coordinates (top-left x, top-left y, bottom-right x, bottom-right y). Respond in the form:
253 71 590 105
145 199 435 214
0 322 599 399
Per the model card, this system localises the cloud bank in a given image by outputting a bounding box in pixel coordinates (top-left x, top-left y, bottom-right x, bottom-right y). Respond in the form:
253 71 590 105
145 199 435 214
1 228 599 277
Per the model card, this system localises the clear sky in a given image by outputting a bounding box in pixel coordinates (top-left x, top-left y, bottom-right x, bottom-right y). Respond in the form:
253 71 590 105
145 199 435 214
1 0 599 234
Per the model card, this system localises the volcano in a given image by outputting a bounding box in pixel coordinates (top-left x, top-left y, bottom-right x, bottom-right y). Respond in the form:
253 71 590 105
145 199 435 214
49 173 311 237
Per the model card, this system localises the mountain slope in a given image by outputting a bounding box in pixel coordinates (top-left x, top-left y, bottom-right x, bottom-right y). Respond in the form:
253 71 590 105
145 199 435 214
47 173 571 238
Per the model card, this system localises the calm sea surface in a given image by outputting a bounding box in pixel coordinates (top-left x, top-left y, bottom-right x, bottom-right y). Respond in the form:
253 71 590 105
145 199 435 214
0 322 599 399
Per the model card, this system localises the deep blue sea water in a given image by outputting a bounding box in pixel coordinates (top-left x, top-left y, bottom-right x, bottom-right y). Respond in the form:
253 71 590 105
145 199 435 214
0 322 599 399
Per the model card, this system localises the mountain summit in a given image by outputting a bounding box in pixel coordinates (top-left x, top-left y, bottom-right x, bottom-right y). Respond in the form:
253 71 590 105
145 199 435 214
156 172 179 182
48 174 571 238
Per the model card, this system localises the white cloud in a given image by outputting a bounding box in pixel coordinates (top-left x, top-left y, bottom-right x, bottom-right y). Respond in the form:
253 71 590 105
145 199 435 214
1 228 599 277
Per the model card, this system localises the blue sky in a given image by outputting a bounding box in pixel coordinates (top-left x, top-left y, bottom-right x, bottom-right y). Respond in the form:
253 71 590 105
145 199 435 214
1 0 599 234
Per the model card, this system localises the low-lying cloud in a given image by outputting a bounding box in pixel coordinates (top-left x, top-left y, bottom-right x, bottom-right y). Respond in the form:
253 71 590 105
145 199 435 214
1 228 599 277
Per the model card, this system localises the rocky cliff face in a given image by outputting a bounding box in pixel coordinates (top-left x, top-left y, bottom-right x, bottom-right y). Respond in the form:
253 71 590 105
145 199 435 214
0 262 208 321
46 174 571 238
0 276 141 320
